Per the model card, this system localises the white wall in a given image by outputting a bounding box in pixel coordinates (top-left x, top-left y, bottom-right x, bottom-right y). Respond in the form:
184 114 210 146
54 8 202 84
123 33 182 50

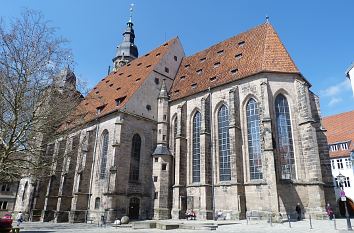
331 157 354 202
348 67 354 97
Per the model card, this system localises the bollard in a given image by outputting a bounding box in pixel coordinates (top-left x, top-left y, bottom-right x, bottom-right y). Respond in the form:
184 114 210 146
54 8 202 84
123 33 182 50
270 213 273 227
309 214 313 229
287 214 291 228
333 214 337 230
246 216 249 225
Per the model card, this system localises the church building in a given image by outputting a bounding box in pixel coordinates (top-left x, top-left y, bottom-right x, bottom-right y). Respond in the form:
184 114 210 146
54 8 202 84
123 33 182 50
14 14 334 222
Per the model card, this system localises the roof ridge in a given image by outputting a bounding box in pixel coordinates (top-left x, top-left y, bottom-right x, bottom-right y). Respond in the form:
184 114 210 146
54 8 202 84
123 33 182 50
260 23 270 71
184 23 268 59
323 109 354 119
113 38 178 108
263 23 300 73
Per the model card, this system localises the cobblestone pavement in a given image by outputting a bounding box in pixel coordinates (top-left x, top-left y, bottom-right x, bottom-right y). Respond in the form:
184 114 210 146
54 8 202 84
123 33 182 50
18 219 352 233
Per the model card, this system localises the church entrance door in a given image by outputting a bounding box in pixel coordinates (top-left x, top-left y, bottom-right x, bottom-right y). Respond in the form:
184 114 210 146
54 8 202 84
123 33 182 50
129 197 140 219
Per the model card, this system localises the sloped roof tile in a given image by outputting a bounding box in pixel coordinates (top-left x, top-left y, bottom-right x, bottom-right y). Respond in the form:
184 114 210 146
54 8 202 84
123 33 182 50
65 38 179 128
170 23 300 101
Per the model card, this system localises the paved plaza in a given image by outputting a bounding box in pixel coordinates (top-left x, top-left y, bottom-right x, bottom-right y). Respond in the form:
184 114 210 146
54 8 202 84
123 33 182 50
16 219 353 233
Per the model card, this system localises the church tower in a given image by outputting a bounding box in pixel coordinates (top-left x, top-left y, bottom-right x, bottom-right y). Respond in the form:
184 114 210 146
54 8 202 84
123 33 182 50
152 80 173 219
112 5 138 71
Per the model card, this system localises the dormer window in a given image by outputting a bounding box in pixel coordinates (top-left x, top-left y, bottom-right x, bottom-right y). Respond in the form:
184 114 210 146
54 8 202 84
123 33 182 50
210 76 217 81
196 69 203 75
214 62 220 68
191 83 197 89
184 64 190 68
119 72 124 76
115 96 127 106
238 40 245 46
165 67 169 73
156 53 161 57
341 142 349 150
200 57 206 62
230 68 238 74
235 53 243 59
146 64 151 68
137 63 142 66
180 76 186 80
217 49 224 55
96 105 105 114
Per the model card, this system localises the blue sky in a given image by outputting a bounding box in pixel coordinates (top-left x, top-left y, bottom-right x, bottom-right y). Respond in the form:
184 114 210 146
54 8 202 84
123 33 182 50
1 0 353 116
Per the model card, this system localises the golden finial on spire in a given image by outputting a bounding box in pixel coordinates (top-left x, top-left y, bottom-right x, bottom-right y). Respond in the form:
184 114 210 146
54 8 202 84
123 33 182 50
265 15 270 23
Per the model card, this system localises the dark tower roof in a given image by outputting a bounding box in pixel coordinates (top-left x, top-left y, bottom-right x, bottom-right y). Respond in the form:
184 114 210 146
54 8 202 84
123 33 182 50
112 17 138 69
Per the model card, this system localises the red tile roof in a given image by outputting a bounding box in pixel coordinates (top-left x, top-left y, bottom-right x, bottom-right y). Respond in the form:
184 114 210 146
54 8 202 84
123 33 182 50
323 110 354 158
170 23 300 101
61 38 179 129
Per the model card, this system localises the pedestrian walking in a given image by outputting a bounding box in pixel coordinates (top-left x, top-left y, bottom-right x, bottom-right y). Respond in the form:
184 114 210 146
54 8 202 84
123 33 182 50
295 203 301 221
16 211 24 226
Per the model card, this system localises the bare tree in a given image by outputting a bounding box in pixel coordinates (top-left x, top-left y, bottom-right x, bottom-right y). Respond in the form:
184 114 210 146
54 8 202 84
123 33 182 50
0 9 85 182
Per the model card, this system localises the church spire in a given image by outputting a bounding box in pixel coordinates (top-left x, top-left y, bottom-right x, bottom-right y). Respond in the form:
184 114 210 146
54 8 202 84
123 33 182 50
112 4 139 71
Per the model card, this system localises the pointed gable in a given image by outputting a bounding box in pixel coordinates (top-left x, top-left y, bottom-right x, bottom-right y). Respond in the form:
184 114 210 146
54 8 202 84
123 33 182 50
262 23 299 73
75 38 179 123
170 23 300 101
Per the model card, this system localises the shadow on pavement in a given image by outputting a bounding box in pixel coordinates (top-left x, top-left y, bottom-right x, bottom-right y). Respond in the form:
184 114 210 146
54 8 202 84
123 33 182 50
22 231 55 233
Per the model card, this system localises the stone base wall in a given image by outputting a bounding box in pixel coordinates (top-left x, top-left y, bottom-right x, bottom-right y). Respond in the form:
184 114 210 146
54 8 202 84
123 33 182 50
69 210 87 223
153 208 171 219
42 210 55 222
55 211 69 223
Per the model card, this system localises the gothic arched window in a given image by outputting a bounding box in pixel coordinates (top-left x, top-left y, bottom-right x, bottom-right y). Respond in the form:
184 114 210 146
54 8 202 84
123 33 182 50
246 99 262 180
275 94 295 180
192 111 201 183
129 134 141 182
218 105 231 181
99 130 109 179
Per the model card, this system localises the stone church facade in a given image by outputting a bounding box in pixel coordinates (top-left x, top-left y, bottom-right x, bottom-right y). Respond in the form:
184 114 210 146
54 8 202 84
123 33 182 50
14 17 334 222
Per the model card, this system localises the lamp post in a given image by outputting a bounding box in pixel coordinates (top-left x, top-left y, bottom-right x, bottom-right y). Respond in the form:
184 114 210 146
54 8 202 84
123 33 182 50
337 173 353 231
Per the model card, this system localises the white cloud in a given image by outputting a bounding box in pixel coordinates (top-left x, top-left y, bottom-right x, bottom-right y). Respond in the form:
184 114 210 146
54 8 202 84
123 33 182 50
328 97 343 106
320 79 351 97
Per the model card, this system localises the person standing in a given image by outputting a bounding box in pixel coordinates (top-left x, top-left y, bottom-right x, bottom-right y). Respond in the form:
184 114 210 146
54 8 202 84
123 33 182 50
295 203 301 221
16 211 24 226
326 203 334 220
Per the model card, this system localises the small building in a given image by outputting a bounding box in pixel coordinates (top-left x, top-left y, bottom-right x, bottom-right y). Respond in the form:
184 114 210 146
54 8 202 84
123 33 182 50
323 110 354 216
0 182 19 216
